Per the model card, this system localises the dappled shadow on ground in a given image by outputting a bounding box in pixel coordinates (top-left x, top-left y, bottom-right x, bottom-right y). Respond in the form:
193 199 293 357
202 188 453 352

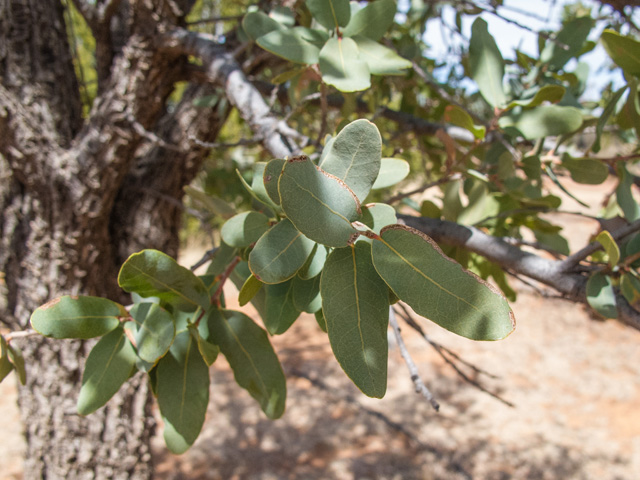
153 290 640 480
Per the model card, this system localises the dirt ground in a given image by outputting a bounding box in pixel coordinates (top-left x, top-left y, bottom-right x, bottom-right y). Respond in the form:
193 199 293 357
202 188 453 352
2 182 640 479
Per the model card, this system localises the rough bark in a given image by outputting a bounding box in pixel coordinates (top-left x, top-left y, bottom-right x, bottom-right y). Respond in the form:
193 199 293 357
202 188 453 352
0 1 225 478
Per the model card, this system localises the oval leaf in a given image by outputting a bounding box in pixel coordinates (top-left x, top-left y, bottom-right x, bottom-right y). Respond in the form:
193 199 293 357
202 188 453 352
118 249 210 312
238 274 264 306
342 0 397 41
263 158 286 205
0 336 13 384
616 164 640 221
7 344 25 385
505 85 566 110
561 156 609 185
322 243 390 398
242 11 282 41
541 17 593 71
596 231 621 268
264 280 301 335
257 28 321 64
601 29 640 77
221 211 270 248
372 225 515 340
31 295 123 339
292 274 322 313
157 330 210 454
249 218 315 284
352 35 412 75
319 119 382 201
372 158 410 190
206 309 287 419
319 37 370 92
621 273 640 310
279 155 361 247
499 105 583 139
444 105 486 140
130 303 176 365
586 272 618 319
306 0 351 29
360 203 397 238
469 18 506 108
297 243 329 280
77 327 137 415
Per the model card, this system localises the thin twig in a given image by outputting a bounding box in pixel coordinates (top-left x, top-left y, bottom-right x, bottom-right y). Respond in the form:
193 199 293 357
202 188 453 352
211 256 241 307
186 15 242 26
190 247 219 272
560 218 640 271
387 174 461 204
4 329 40 342
389 307 440 411
189 135 262 149
396 305 515 408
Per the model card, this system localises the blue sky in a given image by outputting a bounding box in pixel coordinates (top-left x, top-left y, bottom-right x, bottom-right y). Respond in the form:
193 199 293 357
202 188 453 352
417 0 628 99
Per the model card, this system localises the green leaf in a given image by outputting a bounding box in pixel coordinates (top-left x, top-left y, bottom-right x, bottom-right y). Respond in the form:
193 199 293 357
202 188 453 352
77 327 137 415
118 250 210 312
0 336 15 383
322 242 390 398
279 155 361 247
157 330 210 454
561 156 609 185
7 344 26 385
31 295 123 339
319 37 370 92
444 105 486 140
236 163 280 212
221 211 270 248
616 164 640 221
306 0 351 29
505 85 566 110
130 303 176 365
621 273 640 309
206 309 286 419
257 27 322 64
596 231 621 267
372 225 515 340
249 218 315 284
205 242 238 277
183 186 235 218
372 158 410 190
342 0 397 41
242 11 282 41
360 203 397 239
314 310 328 332
593 85 627 153
586 273 618 319
193 324 219 367
264 280 301 335
238 274 263 306
263 158 286 206
292 274 322 313
352 35 411 75
469 18 506 108
499 105 583 139
601 29 640 77
319 119 382 201
297 243 329 280
541 17 594 71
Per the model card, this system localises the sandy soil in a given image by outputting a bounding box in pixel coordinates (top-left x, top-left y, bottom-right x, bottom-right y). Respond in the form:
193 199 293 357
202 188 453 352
2 181 640 479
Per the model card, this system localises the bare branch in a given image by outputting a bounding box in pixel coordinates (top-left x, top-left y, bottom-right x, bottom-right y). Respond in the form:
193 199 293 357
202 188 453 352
161 29 308 158
389 307 440 411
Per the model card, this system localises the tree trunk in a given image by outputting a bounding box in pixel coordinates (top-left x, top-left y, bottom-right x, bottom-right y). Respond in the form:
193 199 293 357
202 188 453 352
0 0 226 477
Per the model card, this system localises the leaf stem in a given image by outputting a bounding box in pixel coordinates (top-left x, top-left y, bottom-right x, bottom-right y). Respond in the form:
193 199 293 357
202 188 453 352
211 255 241 308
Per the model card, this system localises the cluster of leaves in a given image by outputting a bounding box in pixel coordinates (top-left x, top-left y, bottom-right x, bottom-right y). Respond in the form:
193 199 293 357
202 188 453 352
23 119 514 454
242 0 411 91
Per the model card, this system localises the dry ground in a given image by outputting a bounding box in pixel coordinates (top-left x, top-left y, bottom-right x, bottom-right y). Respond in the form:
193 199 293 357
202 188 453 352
2 180 640 479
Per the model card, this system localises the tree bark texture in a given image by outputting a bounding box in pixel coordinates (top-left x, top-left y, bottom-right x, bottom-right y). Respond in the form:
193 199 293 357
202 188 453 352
0 0 225 477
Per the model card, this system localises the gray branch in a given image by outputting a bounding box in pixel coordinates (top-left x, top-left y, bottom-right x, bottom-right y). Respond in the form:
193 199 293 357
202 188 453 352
161 29 306 159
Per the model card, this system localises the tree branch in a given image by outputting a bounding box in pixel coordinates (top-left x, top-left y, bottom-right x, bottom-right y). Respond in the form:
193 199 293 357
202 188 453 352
161 29 307 158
